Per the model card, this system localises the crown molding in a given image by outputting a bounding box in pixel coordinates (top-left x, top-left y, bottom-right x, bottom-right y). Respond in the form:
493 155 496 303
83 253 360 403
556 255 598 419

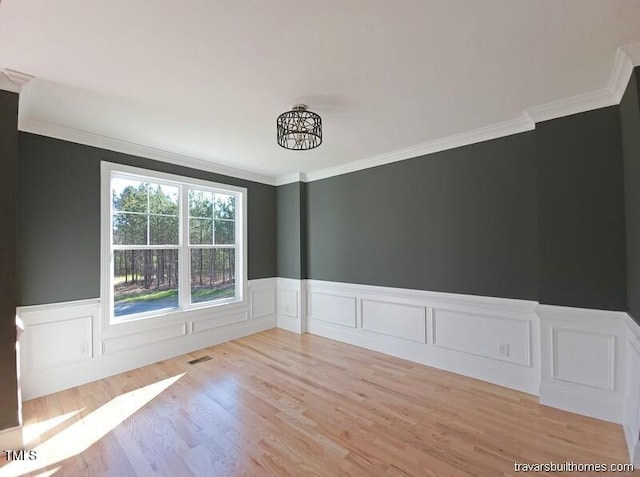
275 172 307 186
622 42 640 67
526 43 640 122
609 46 635 103
14 43 640 187
303 114 535 183
524 88 617 124
291 43 640 184
0 68 34 93
18 118 277 186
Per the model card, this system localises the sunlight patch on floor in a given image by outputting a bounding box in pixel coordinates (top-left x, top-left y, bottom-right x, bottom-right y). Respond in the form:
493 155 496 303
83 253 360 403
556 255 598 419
22 410 84 447
31 467 60 477
0 373 185 477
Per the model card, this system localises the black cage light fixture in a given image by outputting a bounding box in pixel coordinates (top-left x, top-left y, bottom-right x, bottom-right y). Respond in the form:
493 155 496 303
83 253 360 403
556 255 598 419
276 104 322 150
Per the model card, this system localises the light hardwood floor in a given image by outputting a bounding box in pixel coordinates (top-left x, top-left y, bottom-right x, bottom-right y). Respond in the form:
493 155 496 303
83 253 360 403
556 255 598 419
2 329 637 476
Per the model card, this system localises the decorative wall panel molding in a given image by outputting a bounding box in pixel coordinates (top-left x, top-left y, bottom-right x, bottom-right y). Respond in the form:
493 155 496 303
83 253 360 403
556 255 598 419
102 323 188 355
28 316 93 371
17 279 277 399
432 308 531 367
550 328 615 390
191 311 248 334
537 305 627 423
18 300 99 378
360 299 427 343
308 290 357 328
298 279 540 395
17 276 640 466
276 278 307 334
250 279 276 319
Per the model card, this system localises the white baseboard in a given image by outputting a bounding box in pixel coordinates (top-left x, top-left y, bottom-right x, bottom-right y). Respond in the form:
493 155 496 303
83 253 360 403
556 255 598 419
17 278 277 400
0 426 23 451
307 318 540 395
539 384 624 423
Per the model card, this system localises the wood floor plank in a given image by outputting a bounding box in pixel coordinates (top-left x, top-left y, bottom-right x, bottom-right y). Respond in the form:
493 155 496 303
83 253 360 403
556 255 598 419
3 329 638 476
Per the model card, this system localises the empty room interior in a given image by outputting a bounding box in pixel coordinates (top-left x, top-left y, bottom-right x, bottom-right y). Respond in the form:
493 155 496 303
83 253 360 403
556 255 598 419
2 1 640 475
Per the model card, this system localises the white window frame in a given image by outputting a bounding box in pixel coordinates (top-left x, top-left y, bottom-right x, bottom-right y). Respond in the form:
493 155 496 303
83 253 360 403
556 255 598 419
100 161 247 332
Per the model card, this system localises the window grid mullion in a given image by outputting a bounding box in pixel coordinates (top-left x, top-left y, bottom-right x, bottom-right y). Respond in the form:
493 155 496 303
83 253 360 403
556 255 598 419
211 198 216 246
146 183 150 247
113 245 180 250
179 185 190 309
187 244 236 249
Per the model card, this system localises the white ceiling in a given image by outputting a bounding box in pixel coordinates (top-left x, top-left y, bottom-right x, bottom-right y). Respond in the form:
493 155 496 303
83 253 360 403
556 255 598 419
1 0 639 182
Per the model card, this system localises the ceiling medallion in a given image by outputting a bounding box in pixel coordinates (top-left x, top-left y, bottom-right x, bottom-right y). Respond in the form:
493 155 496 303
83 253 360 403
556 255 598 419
276 104 322 150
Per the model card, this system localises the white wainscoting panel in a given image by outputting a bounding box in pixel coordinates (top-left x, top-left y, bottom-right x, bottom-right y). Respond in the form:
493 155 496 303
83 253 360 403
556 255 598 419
17 276 640 466
361 299 426 343
303 280 540 395
250 281 276 319
551 328 614 390
18 278 277 399
102 323 188 355
276 278 307 334
28 316 93 371
278 289 298 318
18 300 99 378
191 310 248 333
433 309 530 366
308 290 357 328
538 305 627 424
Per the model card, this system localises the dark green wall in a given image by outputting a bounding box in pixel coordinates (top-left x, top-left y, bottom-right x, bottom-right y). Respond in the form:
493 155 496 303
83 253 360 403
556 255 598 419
622 68 640 323
0 91 20 430
306 133 539 300
276 182 306 279
537 107 627 311
18 133 277 306
15 84 633 312
293 107 629 310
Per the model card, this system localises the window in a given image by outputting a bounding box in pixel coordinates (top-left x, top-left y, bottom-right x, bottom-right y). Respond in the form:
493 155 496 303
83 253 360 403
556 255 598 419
101 162 246 322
